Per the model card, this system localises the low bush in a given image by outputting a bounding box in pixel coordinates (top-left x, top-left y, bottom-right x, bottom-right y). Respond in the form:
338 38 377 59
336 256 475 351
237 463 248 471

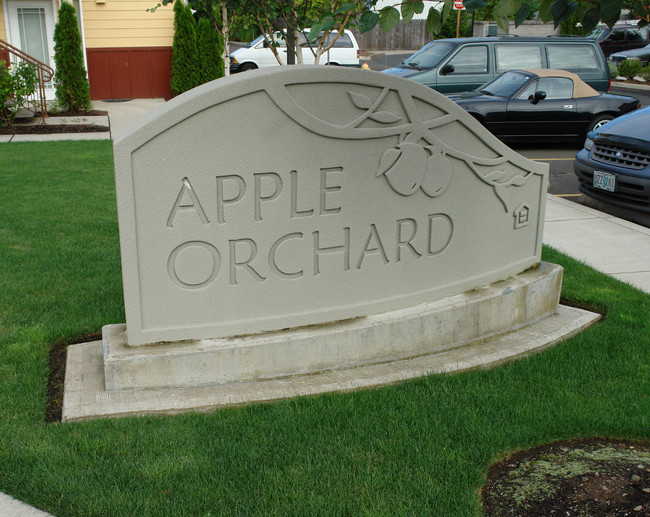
0 60 38 126
616 59 644 80
641 64 650 82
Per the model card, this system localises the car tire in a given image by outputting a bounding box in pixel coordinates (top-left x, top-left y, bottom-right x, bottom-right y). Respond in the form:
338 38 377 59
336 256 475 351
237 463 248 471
239 63 258 72
588 114 614 133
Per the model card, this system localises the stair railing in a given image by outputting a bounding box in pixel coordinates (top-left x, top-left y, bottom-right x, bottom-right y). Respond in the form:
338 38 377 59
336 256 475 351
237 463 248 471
1 38 55 124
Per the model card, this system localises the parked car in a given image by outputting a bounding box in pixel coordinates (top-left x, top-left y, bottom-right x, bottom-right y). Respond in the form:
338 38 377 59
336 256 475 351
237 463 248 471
382 36 611 94
609 43 650 67
574 106 650 213
230 30 360 72
446 69 640 143
586 24 650 57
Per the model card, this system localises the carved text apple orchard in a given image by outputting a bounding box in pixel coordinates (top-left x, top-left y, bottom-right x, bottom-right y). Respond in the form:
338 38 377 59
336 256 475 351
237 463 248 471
165 167 453 289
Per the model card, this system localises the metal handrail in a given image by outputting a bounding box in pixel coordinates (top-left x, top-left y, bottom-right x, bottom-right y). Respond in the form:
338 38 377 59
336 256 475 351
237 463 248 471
0 38 55 124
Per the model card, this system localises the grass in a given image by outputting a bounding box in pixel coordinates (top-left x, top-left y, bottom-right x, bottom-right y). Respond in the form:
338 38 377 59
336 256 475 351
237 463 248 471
0 141 649 516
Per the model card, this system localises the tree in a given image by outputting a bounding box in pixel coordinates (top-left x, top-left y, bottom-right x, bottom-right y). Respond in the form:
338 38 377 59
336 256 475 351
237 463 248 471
53 1 91 112
171 0 199 96
196 17 224 82
150 0 248 76
361 0 650 39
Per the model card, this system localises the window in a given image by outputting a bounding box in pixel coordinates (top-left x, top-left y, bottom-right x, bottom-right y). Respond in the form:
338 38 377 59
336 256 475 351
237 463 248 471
407 41 456 68
517 77 573 100
547 45 599 71
447 45 488 74
324 33 352 48
17 7 49 65
495 44 542 73
483 71 533 97
627 29 644 42
609 29 625 41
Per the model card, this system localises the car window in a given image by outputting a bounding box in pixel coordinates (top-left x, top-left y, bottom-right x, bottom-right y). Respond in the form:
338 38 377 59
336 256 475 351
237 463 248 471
482 71 533 97
609 29 625 41
446 45 488 74
627 28 645 42
514 77 574 100
325 33 353 48
495 44 542 73
405 41 457 68
586 27 610 41
263 33 287 48
547 45 600 71
516 80 538 100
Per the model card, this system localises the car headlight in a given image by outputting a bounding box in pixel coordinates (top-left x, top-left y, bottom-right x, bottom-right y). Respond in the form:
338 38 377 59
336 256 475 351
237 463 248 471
630 57 641 61
584 137 594 151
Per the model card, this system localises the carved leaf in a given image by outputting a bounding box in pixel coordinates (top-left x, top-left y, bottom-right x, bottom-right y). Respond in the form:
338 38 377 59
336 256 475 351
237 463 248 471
509 175 528 187
376 147 401 177
349 91 373 110
369 111 401 124
485 169 508 182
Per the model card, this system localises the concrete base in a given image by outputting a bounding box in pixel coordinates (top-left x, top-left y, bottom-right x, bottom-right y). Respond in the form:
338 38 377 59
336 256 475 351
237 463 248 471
62 304 599 421
104 262 564 391
61 262 601 421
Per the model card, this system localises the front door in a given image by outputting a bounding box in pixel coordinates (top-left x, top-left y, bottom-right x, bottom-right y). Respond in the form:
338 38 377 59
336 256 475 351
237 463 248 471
6 0 57 99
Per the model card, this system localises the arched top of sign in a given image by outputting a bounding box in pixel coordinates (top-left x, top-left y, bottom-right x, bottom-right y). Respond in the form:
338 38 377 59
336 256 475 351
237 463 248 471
120 67 546 213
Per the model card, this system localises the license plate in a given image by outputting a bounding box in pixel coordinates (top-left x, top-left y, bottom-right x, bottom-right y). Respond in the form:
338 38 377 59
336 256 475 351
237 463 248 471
593 170 616 192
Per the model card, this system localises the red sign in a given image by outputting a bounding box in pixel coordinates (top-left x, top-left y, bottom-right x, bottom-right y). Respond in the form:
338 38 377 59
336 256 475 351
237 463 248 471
453 0 465 9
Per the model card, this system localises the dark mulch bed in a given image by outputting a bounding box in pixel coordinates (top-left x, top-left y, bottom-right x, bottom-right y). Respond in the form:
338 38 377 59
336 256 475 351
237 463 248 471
482 438 650 516
1 110 110 135
0 124 109 135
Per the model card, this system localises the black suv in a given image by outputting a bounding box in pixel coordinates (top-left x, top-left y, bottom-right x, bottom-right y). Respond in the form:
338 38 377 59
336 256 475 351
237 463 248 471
586 24 650 57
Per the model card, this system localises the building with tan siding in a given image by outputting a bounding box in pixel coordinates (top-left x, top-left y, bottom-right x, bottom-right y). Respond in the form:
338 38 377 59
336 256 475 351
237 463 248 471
1 0 175 100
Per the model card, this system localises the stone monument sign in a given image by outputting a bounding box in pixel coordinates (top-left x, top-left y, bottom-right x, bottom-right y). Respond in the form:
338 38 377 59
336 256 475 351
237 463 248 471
113 66 548 350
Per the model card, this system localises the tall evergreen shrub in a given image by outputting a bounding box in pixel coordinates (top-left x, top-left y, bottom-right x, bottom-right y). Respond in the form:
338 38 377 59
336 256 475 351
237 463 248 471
196 18 224 83
171 0 199 95
53 1 91 112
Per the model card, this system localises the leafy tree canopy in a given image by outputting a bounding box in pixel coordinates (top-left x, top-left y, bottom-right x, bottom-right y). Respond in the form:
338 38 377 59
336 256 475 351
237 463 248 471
356 0 649 38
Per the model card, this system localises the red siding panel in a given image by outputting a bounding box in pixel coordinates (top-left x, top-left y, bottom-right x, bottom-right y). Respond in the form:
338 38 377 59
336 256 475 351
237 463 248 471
87 47 172 100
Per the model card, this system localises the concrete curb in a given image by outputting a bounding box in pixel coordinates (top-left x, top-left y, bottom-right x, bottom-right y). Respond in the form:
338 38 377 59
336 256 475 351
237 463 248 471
0 492 54 517
610 80 650 92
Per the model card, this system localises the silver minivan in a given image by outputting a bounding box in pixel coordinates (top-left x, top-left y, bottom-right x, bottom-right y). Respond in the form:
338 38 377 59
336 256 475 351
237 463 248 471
383 36 611 93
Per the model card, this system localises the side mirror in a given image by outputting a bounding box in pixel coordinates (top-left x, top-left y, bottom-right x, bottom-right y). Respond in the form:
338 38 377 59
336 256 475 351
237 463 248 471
440 64 455 75
528 91 547 104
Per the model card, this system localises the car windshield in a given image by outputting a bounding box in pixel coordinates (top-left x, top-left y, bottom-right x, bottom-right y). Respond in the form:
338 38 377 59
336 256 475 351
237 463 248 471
479 71 534 97
585 27 610 41
248 35 265 47
402 41 456 68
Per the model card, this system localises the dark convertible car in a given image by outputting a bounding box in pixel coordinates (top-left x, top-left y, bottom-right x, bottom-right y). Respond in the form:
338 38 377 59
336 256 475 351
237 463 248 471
447 69 640 143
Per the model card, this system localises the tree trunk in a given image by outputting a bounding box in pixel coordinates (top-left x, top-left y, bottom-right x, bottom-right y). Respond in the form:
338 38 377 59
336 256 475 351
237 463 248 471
293 28 303 64
221 1 230 76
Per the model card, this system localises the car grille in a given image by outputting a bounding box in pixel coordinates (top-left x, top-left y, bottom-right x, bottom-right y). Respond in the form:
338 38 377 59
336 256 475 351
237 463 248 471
592 143 650 170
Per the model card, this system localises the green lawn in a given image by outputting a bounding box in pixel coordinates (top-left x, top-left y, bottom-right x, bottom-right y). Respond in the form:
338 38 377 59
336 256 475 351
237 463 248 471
0 141 648 517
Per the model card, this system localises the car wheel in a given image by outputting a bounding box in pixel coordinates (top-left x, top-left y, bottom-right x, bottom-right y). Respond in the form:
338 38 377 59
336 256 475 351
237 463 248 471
239 63 257 72
588 114 614 133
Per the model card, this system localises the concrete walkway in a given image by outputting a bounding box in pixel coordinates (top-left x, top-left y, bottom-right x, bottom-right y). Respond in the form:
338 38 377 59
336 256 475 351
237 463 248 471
1 94 649 517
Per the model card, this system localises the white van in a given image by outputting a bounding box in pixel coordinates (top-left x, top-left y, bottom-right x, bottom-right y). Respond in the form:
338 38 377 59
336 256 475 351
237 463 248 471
230 30 360 72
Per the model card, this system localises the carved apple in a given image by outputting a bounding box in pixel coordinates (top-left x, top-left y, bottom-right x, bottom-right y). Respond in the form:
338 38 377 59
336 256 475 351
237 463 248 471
421 146 453 198
377 142 427 196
